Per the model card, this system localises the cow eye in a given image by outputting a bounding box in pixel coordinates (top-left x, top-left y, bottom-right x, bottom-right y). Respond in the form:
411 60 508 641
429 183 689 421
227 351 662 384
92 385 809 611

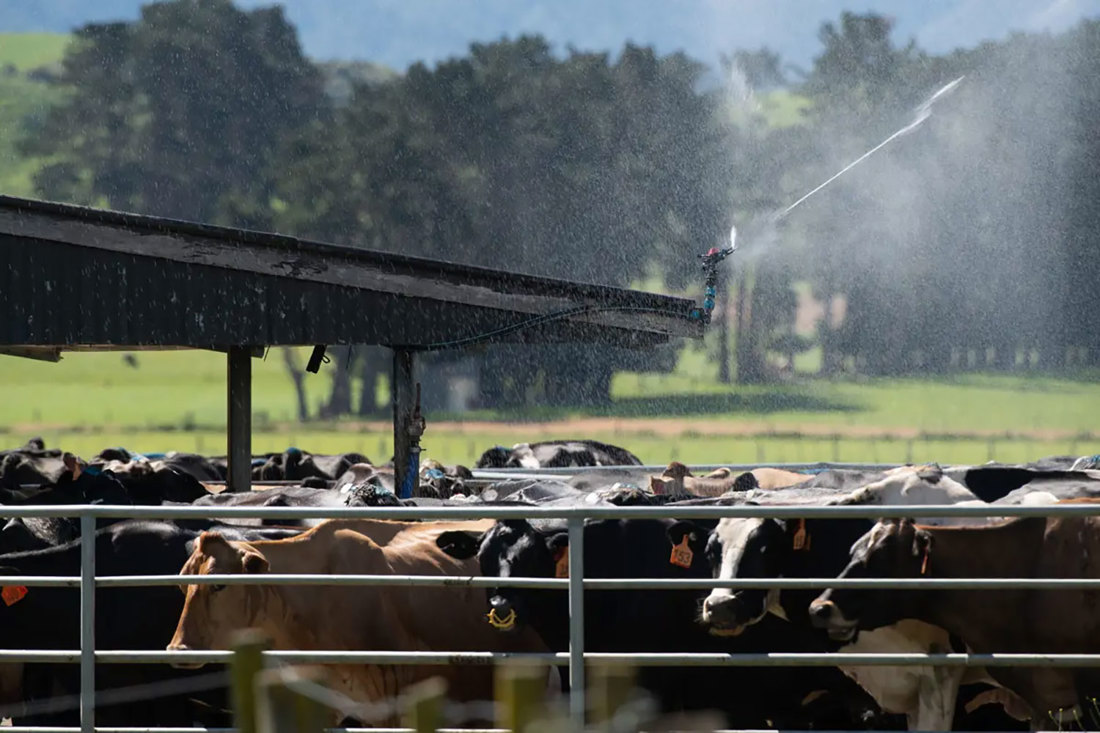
211 584 226 593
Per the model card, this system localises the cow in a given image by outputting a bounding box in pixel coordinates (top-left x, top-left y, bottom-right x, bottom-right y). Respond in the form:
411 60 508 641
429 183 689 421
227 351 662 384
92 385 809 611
78 451 211 505
475 440 642 469
697 470 1043 731
0 439 66 488
418 460 473 498
247 448 372 483
699 507 1021 731
0 519 299 727
167 518 547 727
649 462 811 496
434 517 896 729
0 455 134 550
90 449 226 483
186 485 357 527
809 506 1100 727
477 478 588 505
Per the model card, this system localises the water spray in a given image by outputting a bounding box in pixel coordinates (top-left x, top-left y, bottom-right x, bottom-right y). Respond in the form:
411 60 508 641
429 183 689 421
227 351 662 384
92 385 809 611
689 76 964 321
773 76 964 223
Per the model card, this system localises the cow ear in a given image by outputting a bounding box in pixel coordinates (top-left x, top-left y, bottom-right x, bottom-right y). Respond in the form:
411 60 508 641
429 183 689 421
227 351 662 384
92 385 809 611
242 552 269 574
197 532 231 557
667 521 703 547
912 529 933 558
435 531 483 560
916 464 943 483
547 532 569 551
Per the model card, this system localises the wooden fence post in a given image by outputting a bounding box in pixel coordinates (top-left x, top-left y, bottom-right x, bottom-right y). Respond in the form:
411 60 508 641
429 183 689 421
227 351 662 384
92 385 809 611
402 676 447 733
589 663 636 728
230 629 269 733
255 666 331 733
496 660 550 733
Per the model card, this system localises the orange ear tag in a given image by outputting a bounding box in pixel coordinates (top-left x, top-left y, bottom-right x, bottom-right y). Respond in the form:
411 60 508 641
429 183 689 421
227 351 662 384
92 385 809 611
792 520 809 552
920 549 930 576
2 586 28 606
670 536 694 569
554 547 569 578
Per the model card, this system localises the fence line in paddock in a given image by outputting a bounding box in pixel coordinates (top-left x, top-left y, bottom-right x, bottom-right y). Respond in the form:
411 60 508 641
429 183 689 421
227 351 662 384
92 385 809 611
5 499 1100 732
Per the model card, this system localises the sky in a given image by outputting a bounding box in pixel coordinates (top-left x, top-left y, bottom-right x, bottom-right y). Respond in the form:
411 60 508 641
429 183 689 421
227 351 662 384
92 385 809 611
5 0 1100 71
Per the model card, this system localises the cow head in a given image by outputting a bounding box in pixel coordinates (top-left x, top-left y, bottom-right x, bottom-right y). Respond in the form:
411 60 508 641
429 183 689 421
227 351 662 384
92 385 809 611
167 532 270 668
838 464 976 509
810 519 931 641
474 446 511 469
699 518 789 636
436 519 566 633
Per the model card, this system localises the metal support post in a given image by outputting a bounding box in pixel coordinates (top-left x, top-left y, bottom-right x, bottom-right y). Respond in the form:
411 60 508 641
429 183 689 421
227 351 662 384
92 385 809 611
392 348 423 499
227 346 252 492
80 513 95 733
567 517 585 730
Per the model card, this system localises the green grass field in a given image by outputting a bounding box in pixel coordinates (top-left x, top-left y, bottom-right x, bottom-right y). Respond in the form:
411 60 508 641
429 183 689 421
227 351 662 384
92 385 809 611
2 349 1097 466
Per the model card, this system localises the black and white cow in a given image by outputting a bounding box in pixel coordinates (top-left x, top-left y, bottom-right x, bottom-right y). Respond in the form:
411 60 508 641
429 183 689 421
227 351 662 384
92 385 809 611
697 469 1031 731
475 440 642 469
435 516 897 729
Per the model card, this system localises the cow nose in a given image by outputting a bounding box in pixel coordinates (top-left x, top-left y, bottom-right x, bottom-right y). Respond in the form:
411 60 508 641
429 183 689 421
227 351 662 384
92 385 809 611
487 595 517 630
166 642 206 670
808 599 837 628
703 594 738 625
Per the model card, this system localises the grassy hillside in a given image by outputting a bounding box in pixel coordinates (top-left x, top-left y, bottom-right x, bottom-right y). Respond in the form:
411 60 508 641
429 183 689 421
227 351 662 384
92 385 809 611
2 349 1097 466
0 33 69 70
0 33 70 197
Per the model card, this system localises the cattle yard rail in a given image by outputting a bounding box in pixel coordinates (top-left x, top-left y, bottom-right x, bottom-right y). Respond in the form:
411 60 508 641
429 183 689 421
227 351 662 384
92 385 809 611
8 501 1100 733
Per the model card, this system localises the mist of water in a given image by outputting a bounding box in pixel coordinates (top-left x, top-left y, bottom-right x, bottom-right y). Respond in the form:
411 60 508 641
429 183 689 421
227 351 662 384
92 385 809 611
772 76 964 224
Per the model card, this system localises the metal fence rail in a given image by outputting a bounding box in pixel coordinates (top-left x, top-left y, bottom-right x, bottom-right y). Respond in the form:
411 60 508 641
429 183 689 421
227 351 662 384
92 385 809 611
18 573 1100 590
6 498 1100 732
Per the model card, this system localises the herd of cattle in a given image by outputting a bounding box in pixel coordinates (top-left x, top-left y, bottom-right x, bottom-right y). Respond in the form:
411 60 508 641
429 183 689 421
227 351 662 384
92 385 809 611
2 437 1100 730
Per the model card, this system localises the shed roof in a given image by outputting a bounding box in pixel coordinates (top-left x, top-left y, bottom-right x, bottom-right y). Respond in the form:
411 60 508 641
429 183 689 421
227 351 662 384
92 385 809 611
0 195 704 354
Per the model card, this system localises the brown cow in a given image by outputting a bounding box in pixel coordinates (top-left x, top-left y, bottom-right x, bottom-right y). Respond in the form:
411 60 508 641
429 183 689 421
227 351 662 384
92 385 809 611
810 506 1100 727
167 518 547 725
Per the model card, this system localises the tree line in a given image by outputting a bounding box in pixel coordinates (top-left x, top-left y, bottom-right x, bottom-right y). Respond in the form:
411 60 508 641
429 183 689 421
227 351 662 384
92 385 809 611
16 0 1100 412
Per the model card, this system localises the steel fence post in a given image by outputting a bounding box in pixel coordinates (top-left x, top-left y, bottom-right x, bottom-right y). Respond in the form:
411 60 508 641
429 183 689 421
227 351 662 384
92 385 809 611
567 517 585 730
80 512 95 733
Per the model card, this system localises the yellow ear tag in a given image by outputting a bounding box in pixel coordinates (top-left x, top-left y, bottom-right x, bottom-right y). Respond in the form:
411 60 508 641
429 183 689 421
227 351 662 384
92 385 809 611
670 536 694 569
554 547 569 578
793 520 810 552
2 586 28 606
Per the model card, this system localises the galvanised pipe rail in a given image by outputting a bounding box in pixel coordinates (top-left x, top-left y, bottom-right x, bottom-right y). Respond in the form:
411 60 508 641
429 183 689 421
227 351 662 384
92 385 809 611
5 502 1100 520
9 649 1100 669
29 573 1100 590
25 574 1100 590
3 729 506 733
